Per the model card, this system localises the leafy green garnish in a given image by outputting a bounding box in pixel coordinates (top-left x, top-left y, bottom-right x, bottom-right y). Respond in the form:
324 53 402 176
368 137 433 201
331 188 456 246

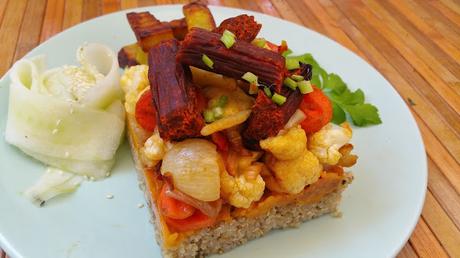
288 53 382 127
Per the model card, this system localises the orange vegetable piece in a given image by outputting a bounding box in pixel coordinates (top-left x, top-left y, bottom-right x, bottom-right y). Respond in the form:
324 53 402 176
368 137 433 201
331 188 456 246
164 210 217 232
135 90 157 132
159 184 196 220
299 86 333 134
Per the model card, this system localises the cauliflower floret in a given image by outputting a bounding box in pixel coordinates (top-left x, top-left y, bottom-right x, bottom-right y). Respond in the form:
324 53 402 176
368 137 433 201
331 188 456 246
260 126 306 160
308 123 352 165
141 130 165 167
268 149 322 194
120 65 149 114
220 170 265 208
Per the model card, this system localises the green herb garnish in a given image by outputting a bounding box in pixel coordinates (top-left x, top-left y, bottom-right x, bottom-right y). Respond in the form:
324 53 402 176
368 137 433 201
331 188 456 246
202 54 214 69
263 87 272 98
291 74 304 81
298 80 313 94
220 30 236 49
242 72 258 84
272 93 286 105
287 53 382 126
285 58 300 70
283 77 297 90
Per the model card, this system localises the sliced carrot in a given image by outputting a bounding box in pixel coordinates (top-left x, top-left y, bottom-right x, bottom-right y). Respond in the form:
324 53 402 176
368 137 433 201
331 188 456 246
135 90 157 132
164 210 217 232
299 86 333 134
159 184 195 220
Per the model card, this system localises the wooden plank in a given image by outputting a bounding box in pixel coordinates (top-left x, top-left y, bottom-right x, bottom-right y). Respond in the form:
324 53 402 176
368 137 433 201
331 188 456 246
285 0 326 34
429 0 460 27
409 218 449 258
319 0 460 164
397 242 419 258
220 0 240 8
82 0 102 21
302 0 368 61
415 0 460 37
0 0 27 76
378 1 460 84
333 0 460 156
0 0 9 27
387 0 460 65
440 0 460 16
13 0 47 61
40 0 65 42
269 0 303 25
351 2 460 116
362 0 459 85
120 0 138 9
414 112 460 194
427 157 460 230
63 0 83 29
405 0 460 58
237 0 260 12
422 190 460 258
102 0 120 14
254 0 281 17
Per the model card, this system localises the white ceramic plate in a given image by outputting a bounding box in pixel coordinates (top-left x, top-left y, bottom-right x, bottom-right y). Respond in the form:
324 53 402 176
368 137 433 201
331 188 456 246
0 5 427 258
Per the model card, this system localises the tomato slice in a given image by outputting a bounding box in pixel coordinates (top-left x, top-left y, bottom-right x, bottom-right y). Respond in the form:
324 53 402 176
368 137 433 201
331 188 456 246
299 86 333 134
164 210 217 232
211 132 229 153
159 184 195 220
135 90 157 132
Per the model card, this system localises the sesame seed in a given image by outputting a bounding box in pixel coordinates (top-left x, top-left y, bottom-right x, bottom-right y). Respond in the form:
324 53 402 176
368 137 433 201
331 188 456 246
106 194 114 199
138 203 144 208
52 128 58 135
64 151 70 158
58 170 63 175
56 119 61 126
89 176 95 181
70 108 74 114
105 172 111 177
83 175 89 180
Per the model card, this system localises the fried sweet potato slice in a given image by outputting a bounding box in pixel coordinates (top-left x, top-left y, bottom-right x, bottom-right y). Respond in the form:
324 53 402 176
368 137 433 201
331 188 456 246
177 28 285 92
127 12 175 52
183 1 216 31
170 18 188 40
214 14 262 42
117 43 148 68
148 39 205 141
242 89 303 150
118 43 140 68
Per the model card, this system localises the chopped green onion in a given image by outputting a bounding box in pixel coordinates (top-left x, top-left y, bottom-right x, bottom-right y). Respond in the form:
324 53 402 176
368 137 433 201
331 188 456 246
283 77 297 90
249 83 259 95
216 95 228 107
220 30 236 49
298 80 313 94
252 38 266 48
210 95 228 108
281 49 293 57
204 109 215 123
263 87 272 98
291 74 304 81
286 58 300 70
272 93 286 106
202 54 214 69
242 72 258 84
213 107 224 119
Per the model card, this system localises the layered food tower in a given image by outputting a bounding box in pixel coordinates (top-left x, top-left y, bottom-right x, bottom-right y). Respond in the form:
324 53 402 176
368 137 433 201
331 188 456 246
119 2 357 257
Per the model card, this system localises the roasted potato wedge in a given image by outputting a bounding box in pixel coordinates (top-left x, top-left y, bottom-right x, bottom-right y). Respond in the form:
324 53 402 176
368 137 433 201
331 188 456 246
183 1 216 31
